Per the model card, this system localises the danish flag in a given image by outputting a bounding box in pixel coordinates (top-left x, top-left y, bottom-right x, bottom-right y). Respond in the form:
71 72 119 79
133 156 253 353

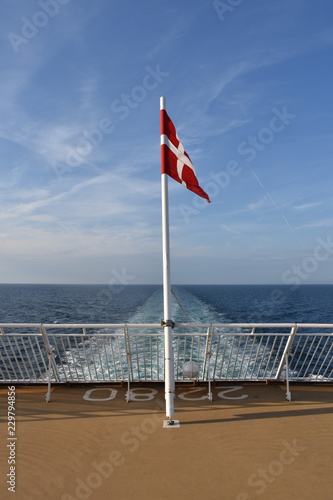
160 109 210 203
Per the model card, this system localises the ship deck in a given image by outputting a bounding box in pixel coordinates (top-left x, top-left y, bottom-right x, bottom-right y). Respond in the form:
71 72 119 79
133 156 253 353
1 382 333 500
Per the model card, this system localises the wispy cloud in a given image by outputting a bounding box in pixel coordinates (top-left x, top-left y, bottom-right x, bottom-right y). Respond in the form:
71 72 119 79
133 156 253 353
293 201 324 211
296 218 333 229
1 169 160 221
247 196 268 211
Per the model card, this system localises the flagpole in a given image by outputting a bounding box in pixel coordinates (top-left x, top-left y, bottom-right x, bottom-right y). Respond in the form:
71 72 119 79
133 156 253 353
160 96 177 426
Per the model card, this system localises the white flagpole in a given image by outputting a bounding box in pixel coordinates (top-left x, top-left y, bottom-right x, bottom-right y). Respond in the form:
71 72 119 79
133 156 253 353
160 96 177 426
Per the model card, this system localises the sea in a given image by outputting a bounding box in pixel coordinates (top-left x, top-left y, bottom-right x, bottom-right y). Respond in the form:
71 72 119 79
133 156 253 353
0 283 332 325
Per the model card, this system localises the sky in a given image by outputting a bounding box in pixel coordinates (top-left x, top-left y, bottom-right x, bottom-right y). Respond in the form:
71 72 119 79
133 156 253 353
0 0 333 285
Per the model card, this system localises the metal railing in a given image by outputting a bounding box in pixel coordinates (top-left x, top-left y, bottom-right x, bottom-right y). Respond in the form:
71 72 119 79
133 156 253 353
1 323 332 394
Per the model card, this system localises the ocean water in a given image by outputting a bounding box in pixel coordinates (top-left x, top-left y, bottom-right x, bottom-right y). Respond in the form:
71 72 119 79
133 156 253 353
0 283 332 325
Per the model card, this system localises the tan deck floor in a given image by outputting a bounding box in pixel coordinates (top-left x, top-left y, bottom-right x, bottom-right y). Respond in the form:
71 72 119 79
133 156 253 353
1 382 333 500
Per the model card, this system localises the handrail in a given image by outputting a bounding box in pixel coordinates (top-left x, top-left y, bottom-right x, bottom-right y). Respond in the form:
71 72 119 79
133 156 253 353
1 323 332 397
1 321 333 330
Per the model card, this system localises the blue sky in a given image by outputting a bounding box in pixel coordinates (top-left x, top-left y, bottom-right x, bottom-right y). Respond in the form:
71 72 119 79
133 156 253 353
1 0 333 285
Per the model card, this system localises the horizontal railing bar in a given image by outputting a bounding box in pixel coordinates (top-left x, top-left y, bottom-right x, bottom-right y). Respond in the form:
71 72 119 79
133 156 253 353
1 322 333 330
1 332 332 340
174 323 333 329
1 330 333 336
0 323 162 329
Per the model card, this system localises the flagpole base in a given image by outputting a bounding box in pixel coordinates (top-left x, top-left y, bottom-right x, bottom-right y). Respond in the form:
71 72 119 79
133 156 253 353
163 419 180 428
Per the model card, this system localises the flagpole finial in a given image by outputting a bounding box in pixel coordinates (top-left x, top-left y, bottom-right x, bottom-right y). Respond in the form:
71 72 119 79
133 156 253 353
160 96 166 111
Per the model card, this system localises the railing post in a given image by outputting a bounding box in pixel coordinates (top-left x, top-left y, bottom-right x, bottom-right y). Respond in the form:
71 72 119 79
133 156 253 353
285 353 291 401
276 324 298 399
124 325 133 402
40 325 60 402
203 324 213 401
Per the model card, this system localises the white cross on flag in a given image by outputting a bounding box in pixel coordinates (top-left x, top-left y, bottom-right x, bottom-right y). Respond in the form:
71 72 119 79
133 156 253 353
160 109 210 203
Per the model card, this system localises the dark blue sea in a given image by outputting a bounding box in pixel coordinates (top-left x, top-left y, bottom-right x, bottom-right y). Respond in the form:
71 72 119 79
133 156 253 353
0 284 332 325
